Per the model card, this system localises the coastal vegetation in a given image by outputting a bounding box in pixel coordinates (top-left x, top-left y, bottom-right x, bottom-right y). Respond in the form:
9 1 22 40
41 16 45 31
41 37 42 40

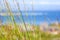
0 24 60 40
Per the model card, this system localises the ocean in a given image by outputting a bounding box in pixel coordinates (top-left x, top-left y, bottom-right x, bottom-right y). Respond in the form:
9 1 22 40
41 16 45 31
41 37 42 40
0 11 60 25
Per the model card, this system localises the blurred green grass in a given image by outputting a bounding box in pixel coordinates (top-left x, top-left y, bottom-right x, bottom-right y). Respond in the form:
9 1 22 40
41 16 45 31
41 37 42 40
0 25 60 40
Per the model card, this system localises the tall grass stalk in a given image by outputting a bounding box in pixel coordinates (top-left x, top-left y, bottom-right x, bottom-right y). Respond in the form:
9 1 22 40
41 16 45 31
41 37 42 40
13 0 30 40
31 0 42 40
3 0 17 27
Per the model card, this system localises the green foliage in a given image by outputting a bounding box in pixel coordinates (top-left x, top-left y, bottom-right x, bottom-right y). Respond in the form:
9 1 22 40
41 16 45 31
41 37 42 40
0 25 60 40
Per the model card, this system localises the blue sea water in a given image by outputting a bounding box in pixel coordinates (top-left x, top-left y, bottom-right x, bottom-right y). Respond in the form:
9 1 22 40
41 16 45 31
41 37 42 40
0 11 60 25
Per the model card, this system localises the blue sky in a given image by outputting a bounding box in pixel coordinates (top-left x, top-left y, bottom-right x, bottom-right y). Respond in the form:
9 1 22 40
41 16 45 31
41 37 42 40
0 0 60 16
0 0 60 11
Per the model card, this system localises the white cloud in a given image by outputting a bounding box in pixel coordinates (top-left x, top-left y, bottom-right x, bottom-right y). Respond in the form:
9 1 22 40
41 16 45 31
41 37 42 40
17 1 60 5
0 13 21 16
0 12 48 16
